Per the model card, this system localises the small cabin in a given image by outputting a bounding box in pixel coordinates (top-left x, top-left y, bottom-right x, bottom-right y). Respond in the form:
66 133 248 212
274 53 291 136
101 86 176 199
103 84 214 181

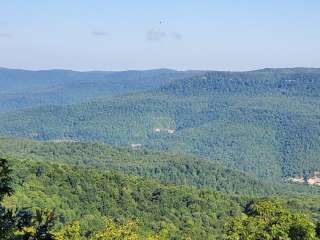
131 144 142 150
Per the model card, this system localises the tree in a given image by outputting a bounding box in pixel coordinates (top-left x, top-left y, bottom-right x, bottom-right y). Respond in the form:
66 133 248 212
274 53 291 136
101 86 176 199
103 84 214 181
55 221 85 240
0 158 13 200
0 158 56 240
90 219 140 240
0 158 16 239
224 200 319 240
16 209 56 240
316 222 320 238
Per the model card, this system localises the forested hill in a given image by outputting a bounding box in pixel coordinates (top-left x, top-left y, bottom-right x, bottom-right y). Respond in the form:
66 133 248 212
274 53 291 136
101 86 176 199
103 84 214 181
2 145 320 239
0 138 278 196
0 67 202 112
0 68 319 181
1 138 319 196
160 68 320 96
5 157 242 239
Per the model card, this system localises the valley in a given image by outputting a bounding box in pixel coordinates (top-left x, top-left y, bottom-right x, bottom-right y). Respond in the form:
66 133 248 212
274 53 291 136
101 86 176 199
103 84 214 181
0 67 319 239
1 137 320 239
2 1 319 238
1 68 319 180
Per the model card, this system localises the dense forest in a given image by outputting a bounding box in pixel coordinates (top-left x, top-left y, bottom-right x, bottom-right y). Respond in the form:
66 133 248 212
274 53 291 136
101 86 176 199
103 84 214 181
0 68 319 180
0 68 320 239
1 149 320 239
0 68 202 112
1 138 320 197
2 0 320 237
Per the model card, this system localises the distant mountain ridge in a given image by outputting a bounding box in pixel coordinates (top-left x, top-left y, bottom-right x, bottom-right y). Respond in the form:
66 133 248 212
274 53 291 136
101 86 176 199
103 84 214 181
0 67 203 112
160 68 320 97
0 68 319 181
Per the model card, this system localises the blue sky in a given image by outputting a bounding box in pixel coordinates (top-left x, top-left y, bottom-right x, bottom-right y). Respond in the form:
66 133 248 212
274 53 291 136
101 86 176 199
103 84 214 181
0 0 319 71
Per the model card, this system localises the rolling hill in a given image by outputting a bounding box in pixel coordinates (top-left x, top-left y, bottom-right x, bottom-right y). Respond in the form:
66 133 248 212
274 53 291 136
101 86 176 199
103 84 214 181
0 67 202 112
4 157 242 239
0 138 280 196
0 68 319 180
1 141 320 239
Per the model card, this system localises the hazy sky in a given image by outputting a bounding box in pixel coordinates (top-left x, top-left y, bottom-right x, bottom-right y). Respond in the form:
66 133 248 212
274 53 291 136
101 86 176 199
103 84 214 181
0 0 319 71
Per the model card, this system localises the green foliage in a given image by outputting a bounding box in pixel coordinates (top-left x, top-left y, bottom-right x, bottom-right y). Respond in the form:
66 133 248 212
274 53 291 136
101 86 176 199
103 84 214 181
6 158 244 239
0 69 319 180
0 68 201 112
1 152 320 239
1 138 320 197
0 206 16 239
55 221 85 240
0 158 13 201
0 158 16 239
1 67 320 238
89 219 141 240
28 212 55 239
224 200 319 240
0 158 56 240
56 219 171 240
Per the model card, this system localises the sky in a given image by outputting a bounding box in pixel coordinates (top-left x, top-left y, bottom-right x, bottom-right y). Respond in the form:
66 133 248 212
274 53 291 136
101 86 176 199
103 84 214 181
0 0 319 71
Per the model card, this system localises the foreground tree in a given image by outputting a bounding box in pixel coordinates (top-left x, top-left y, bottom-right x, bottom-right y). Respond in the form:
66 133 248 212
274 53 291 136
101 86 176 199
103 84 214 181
0 158 56 240
90 219 140 240
225 200 319 240
55 221 85 240
0 158 16 239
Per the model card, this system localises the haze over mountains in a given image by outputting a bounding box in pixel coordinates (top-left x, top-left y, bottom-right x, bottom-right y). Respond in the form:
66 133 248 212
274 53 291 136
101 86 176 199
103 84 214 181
1 67 320 239
0 67 202 112
2 0 320 238
0 67 319 181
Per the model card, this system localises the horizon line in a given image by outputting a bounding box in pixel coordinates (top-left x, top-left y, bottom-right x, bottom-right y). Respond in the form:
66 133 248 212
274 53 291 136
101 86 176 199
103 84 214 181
1 66 319 73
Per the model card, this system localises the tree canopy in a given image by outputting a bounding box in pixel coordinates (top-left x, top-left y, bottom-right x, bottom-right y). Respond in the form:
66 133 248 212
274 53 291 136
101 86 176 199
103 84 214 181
225 200 320 240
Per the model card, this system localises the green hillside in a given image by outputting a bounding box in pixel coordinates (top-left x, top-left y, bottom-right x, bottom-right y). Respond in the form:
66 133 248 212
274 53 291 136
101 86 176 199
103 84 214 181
0 138 278 196
0 69 319 180
1 155 319 239
0 68 202 112
4 157 243 239
1 138 319 197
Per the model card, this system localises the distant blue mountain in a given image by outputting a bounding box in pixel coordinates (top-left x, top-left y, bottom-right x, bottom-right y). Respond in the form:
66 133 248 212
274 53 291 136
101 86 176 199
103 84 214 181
0 68 319 180
0 67 203 112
